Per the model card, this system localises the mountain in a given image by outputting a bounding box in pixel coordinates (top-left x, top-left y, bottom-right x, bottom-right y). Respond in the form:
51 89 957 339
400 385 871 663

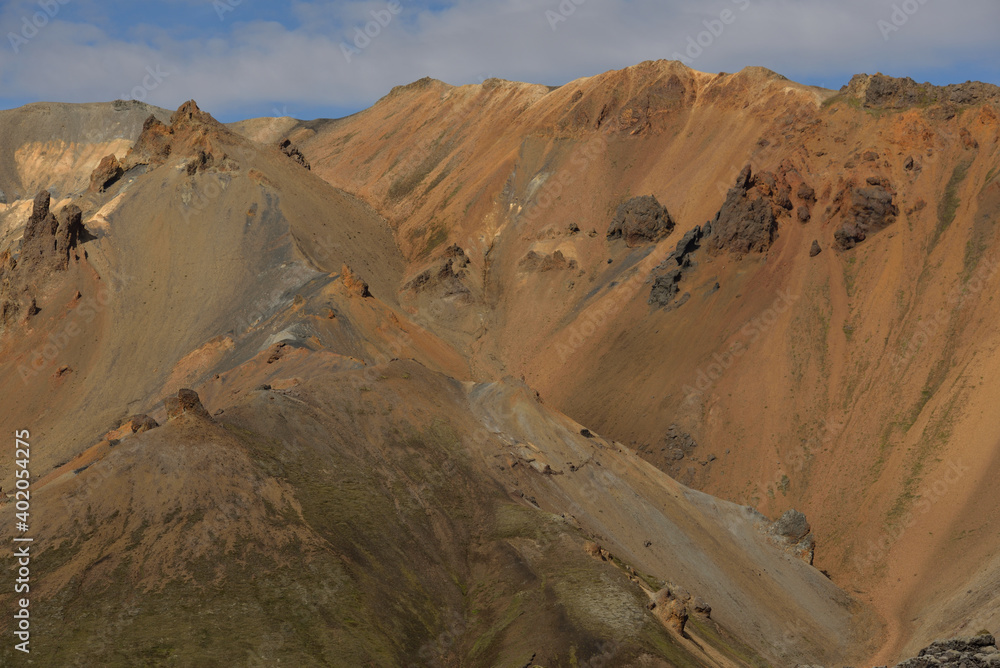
0 60 998 666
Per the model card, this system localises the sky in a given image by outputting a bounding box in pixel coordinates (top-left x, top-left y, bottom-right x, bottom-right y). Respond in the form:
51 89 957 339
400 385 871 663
0 0 997 122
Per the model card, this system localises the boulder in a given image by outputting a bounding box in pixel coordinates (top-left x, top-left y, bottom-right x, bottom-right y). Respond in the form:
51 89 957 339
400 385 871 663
650 587 689 634
765 509 816 564
810 240 822 257
164 388 212 420
89 154 124 192
773 509 810 541
607 195 675 247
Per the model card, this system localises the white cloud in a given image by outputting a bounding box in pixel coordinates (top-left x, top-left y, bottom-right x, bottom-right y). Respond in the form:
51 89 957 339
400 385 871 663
0 0 996 118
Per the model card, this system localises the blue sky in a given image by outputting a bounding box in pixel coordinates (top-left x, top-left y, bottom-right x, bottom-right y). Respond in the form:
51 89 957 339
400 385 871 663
0 0 997 122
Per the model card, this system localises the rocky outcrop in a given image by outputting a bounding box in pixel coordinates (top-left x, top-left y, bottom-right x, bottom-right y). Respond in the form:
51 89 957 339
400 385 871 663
648 225 707 309
649 268 684 309
278 138 311 170
88 154 124 192
1 191 89 327
765 509 815 564
123 115 173 169
518 249 578 272
21 190 85 273
894 634 999 668
122 101 239 173
833 178 899 250
164 388 212 420
707 165 779 256
708 162 817 257
104 414 159 441
810 240 822 257
341 264 372 298
607 195 675 247
649 587 688 633
404 245 472 299
842 73 1000 110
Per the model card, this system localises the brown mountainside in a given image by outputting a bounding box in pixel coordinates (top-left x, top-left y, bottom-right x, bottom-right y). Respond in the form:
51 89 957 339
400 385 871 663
0 60 998 665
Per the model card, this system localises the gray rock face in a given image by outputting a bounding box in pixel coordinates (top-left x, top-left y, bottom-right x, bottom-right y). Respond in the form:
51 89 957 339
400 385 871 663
772 509 810 541
842 73 1000 110
707 165 779 257
607 195 675 247
834 179 899 250
649 267 683 308
894 634 999 668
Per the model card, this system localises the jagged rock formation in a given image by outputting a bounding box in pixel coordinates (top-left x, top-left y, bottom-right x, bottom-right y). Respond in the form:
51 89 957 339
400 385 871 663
607 195 675 247
122 100 239 173
122 115 173 169
833 177 899 250
707 162 817 257
278 138 310 170
649 225 706 308
0 191 87 326
88 154 124 192
842 73 1000 110
810 240 822 257
708 165 780 256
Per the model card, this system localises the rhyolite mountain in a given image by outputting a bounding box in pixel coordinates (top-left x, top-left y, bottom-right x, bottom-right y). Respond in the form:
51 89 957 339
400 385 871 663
0 61 998 666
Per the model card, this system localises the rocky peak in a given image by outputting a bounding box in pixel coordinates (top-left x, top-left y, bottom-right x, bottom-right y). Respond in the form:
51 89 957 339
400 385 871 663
122 101 238 173
842 73 1000 110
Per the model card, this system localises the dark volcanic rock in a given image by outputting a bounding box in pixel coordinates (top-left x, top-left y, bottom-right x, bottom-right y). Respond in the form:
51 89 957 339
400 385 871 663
278 138 311 170
842 73 1000 110
667 225 703 265
649 225 707 309
607 195 675 247
649 268 683 308
89 154 124 192
895 634 999 668
834 180 899 250
707 165 779 256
